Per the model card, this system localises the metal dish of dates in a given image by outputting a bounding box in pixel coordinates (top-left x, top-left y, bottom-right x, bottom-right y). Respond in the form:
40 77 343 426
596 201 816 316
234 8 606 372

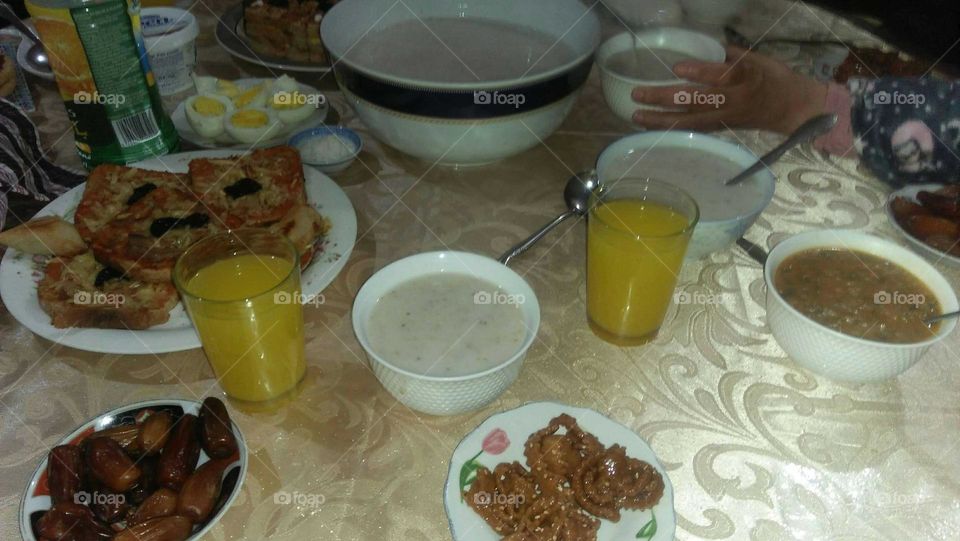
19 398 247 541
886 183 960 266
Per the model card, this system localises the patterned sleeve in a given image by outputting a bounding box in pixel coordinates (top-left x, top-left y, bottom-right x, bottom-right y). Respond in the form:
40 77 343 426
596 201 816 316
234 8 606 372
849 77 960 185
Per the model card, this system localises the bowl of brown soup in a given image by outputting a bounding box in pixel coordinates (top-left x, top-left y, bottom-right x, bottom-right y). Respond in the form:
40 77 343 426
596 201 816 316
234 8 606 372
764 230 958 382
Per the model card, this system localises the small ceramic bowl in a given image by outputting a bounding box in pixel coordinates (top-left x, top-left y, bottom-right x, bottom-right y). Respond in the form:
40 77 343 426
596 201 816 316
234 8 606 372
352 251 540 416
598 27 725 122
289 126 362 174
765 230 958 382
20 399 247 541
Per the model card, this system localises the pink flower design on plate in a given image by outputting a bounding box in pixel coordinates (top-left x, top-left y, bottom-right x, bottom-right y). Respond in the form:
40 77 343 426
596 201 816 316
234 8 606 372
482 428 510 455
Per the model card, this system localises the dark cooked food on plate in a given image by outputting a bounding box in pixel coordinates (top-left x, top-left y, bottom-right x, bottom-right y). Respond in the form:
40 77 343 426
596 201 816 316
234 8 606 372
774 248 940 343
464 414 664 541
890 185 960 257
31 397 240 541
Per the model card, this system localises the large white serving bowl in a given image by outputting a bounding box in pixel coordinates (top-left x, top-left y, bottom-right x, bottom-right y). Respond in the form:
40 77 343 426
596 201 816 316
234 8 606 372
598 28 725 122
596 131 775 259
352 251 540 415
321 0 600 165
764 230 958 382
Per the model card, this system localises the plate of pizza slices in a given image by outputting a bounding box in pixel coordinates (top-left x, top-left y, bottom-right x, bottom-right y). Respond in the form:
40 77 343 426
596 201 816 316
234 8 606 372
0 149 356 354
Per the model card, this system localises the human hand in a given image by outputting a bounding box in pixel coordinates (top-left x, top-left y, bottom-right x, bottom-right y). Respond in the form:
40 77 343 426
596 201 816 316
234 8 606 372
631 45 829 134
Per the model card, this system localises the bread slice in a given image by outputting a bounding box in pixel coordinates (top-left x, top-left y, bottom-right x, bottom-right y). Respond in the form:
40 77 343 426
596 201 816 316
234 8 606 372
270 203 330 269
188 146 305 228
75 164 188 245
0 216 87 256
37 252 178 329
89 187 219 283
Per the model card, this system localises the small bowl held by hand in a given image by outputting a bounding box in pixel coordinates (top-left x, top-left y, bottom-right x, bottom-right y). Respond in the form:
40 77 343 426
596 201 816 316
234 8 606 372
598 27 725 123
289 126 362 174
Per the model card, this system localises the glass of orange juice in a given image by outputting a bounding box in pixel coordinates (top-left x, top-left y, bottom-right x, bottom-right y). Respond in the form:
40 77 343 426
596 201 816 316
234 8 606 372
587 177 699 345
173 229 306 402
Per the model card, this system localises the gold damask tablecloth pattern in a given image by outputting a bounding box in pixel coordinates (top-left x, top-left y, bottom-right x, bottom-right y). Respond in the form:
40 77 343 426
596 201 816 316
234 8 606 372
2 1 959 540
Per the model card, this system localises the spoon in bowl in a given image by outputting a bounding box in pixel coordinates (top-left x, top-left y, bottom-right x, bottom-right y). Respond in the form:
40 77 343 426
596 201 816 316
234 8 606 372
925 311 959 326
725 113 839 186
498 171 601 266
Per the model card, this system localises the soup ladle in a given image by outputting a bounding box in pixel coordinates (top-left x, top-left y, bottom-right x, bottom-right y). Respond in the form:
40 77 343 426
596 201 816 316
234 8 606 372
725 113 839 186
498 171 600 266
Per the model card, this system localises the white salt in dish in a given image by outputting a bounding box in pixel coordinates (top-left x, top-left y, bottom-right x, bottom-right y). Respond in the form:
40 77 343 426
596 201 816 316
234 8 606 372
289 126 362 174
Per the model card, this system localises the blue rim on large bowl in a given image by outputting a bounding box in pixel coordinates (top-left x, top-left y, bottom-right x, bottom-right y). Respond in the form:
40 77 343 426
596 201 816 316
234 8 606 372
288 126 363 167
320 0 601 120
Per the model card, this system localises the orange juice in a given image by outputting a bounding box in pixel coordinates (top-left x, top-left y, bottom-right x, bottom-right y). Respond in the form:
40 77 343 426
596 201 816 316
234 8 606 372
587 199 693 345
184 254 305 402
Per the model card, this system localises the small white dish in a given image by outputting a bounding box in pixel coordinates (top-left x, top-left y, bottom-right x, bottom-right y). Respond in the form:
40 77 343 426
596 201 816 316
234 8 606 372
443 401 676 541
20 399 247 541
289 126 362 174
885 183 960 267
596 131 775 259
765 229 958 382
352 251 540 416
598 28 725 123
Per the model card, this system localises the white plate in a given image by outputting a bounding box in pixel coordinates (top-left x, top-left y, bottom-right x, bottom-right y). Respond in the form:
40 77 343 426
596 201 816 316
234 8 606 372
885 183 960 268
0 150 357 354
20 399 247 541
215 5 332 73
444 401 676 541
173 78 329 150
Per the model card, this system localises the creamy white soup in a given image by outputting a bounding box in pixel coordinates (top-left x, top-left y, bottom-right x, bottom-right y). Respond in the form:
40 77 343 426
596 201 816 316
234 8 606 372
345 18 576 83
604 48 697 80
366 273 527 377
603 146 768 221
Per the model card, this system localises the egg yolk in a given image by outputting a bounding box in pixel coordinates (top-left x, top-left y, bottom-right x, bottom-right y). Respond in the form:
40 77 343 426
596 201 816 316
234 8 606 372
233 84 264 109
217 80 241 98
193 96 226 116
231 110 269 128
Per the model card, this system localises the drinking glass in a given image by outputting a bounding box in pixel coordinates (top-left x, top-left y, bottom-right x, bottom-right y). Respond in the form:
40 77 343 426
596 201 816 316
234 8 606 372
173 229 306 402
587 177 699 345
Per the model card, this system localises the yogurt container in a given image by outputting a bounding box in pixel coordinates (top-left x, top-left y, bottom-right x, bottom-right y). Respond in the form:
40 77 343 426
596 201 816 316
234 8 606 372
142 7 199 95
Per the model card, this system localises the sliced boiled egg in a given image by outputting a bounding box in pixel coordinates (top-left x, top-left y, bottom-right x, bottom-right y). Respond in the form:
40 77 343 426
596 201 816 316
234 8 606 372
224 107 282 143
269 77 318 126
192 75 241 99
184 94 234 139
232 82 268 109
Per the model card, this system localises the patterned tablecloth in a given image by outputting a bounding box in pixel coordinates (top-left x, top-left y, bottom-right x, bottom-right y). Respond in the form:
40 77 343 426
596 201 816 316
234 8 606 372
3 1 960 540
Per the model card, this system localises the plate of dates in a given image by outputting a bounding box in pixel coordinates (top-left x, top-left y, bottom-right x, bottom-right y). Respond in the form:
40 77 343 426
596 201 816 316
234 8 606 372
19 397 247 541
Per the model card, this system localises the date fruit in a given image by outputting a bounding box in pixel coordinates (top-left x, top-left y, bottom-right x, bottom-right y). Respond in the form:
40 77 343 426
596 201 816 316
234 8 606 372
176 459 231 523
199 397 238 459
112 515 193 541
157 414 201 491
84 438 141 493
129 487 179 525
48 445 82 505
90 424 141 454
138 412 173 456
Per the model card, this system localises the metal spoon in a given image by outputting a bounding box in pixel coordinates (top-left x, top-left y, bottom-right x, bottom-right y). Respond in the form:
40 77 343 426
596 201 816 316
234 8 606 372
725 113 839 186
0 2 49 72
925 311 959 326
498 171 600 266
